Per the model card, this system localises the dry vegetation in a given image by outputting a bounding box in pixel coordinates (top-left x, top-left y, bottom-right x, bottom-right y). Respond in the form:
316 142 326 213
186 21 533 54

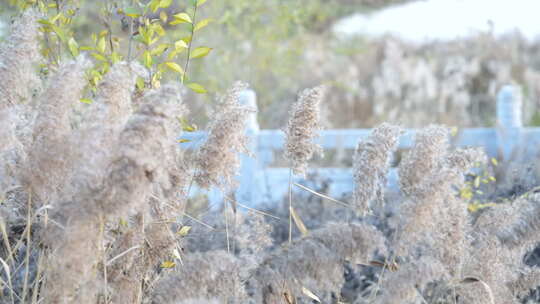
2 9 540 304
257 33 540 130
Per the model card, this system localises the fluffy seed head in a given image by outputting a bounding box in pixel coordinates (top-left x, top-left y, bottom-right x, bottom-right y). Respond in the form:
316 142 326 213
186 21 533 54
68 62 145 196
194 81 253 190
23 55 91 203
399 124 449 196
0 9 41 107
353 123 402 215
284 85 325 176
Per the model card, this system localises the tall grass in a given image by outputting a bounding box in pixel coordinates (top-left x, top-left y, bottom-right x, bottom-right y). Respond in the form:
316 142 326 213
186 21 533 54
1 11 540 304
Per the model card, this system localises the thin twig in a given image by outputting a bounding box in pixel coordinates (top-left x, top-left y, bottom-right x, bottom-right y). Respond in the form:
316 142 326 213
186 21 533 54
293 182 351 208
21 193 32 302
106 245 141 267
0 219 14 264
0 257 16 304
127 0 135 62
224 195 280 220
100 216 108 303
182 2 198 83
181 212 215 230
31 253 44 304
224 203 230 253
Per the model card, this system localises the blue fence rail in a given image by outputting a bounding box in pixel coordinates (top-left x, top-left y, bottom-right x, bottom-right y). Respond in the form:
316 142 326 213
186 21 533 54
181 85 540 206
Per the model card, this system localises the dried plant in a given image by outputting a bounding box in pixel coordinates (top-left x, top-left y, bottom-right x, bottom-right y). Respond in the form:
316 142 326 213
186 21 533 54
284 85 325 177
373 257 449 304
2 11 540 304
398 125 450 196
393 131 486 274
250 222 386 303
353 123 402 215
194 81 253 190
22 56 91 204
151 250 246 304
0 9 41 107
68 62 145 197
42 84 185 303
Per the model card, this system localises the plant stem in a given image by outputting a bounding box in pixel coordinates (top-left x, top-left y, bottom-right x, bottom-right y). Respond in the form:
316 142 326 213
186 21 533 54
182 3 198 84
127 0 135 62
106 3 114 54
288 168 292 244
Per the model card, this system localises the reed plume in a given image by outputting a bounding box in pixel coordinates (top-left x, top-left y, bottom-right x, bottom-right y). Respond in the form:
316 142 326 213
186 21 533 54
23 55 90 204
284 85 325 177
0 9 41 106
194 81 253 190
353 123 402 215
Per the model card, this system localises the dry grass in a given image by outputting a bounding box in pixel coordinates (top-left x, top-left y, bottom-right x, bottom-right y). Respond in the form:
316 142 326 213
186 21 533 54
1 11 540 304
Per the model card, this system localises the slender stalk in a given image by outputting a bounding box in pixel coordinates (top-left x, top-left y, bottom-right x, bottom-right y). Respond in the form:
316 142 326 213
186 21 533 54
100 216 108 303
127 0 135 62
106 3 114 54
288 168 293 244
55 0 62 63
182 3 198 84
225 201 230 253
178 170 196 225
20 194 32 302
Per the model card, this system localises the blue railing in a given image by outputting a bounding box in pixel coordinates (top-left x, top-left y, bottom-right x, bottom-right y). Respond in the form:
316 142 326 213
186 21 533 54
181 85 540 206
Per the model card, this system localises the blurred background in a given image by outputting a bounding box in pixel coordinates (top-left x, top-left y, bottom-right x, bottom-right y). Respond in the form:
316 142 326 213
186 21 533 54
1 0 540 130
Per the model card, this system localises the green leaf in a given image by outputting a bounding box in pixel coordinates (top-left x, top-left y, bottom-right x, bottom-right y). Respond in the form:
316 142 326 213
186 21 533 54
50 13 63 24
111 51 121 64
151 43 169 56
160 261 176 268
181 36 192 44
190 47 211 59
159 10 168 23
187 82 207 94
159 0 173 8
172 12 192 24
194 18 212 31
177 226 191 236
51 25 67 43
167 49 181 60
148 0 160 12
67 37 79 57
175 40 188 50
152 23 166 37
136 76 145 91
119 218 128 227
91 53 107 62
183 124 197 132
143 51 153 68
165 62 185 75
123 7 141 18
80 98 93 104
179 117 197 131
97 36 106 53
38 19 53 26
196 0 208 7
450 126 458 137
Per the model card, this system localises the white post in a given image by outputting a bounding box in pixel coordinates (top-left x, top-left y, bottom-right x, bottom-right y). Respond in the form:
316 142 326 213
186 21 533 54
235 90 261 205
496 85 523 161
